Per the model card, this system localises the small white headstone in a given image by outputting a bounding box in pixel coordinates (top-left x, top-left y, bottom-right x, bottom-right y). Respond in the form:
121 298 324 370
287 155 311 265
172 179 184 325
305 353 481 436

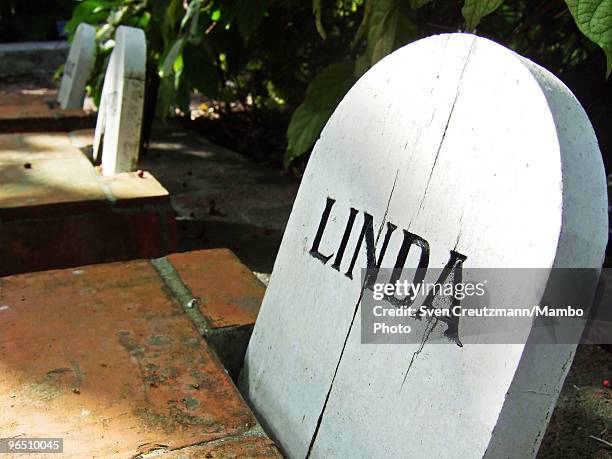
57 23 96 109
93 26 146 176
240 34 607 458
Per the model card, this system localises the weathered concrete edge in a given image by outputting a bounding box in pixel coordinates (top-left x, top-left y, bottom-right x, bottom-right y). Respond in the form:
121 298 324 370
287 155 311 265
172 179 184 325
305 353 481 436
150 256 255 380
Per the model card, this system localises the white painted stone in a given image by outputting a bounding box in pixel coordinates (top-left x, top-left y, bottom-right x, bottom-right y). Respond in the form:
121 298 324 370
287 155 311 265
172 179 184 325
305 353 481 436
239 34 607 458
93 26 146 175
57 23 96 109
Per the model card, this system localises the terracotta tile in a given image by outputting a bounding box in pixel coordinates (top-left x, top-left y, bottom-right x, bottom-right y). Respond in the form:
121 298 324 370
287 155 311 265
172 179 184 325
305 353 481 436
0 260 259 458
0 105 94 133
168 249 264 329
156 434 283 458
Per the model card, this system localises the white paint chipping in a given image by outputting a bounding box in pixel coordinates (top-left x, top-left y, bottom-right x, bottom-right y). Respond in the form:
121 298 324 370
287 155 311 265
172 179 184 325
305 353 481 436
239 34 607 459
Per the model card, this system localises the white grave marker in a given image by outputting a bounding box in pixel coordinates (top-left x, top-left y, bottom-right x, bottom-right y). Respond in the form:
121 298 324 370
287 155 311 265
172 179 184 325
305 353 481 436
57 23 96 109
93 26 146 175
239 33 607 458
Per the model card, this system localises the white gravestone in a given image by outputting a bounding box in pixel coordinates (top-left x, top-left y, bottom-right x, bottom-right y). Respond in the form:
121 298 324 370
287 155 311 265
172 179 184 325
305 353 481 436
57 23 96 109
93 26 146 175
239 34 607 458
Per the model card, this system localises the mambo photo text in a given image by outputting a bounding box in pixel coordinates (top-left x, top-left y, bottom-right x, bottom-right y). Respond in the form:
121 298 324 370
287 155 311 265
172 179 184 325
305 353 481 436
370 279 584 326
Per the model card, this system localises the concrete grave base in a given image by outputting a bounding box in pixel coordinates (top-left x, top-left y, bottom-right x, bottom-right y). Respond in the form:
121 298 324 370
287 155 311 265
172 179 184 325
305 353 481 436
0 94 94 133
0 23 96 133
0 131 177 276
0 249 275 458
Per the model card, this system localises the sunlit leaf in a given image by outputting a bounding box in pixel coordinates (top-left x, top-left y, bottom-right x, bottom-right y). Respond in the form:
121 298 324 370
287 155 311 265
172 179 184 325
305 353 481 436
366 0 399 65
138 12 151 29
461 0 504 31
160 37 185 77
181 0 201 29
313 0 327 39
410 0 431 8
564 0 612 76
285 61 355 166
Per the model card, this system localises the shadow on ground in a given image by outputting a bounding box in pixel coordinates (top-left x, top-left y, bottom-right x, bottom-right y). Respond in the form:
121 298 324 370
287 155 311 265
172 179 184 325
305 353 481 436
139 121 299 274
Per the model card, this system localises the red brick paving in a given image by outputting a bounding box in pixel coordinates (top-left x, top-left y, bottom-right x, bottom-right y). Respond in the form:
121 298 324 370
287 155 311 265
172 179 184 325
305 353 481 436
0 253 278 458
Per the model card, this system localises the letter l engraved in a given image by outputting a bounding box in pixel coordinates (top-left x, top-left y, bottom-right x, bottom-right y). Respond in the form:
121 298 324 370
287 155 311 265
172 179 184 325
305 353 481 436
309 197 336 264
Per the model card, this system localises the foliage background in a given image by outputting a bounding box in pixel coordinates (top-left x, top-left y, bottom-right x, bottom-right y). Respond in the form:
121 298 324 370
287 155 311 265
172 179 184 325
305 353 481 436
62 0 610 173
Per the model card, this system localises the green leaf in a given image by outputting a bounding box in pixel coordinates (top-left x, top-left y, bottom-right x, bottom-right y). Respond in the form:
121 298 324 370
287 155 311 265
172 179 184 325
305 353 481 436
461 0 504 31
236 0 269 40
351 0 372 47
354 52 370 77
313 0 327 40
96 23 115 42
138 11 151 29
181 0 201 29
175 76 191 114
159 37 185 77
366 0 399 65
394 9 418 46
564 0 612 77
211 9 221 21
162 0 183 47
65 0 116 33
285 105 332 167
285 61 356 166
156 77 175 119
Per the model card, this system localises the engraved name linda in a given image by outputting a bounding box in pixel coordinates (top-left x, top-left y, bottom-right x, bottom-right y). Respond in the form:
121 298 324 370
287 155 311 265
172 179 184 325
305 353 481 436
308 196 468 345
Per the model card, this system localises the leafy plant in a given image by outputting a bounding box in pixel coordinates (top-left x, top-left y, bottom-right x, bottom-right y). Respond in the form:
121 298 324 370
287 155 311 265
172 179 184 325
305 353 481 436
285 0 611 166
65 0 610 166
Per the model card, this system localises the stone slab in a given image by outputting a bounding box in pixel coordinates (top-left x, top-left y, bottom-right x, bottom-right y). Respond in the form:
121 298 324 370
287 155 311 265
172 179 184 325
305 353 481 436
0 256 278 458
0 102 94 133
165 249 265 380
0 24 95 132
240 33 607 458
169 249 263 329
0 132 177 276
0 88 56 106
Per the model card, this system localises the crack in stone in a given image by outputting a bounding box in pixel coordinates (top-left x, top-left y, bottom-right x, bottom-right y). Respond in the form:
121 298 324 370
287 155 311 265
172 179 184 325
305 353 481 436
414 38 477 222
399 319 437 392
305 169 400 458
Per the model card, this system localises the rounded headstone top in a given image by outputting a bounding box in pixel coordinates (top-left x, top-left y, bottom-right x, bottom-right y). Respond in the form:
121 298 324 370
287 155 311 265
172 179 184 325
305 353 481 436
304 32 606 270
113 26 146 80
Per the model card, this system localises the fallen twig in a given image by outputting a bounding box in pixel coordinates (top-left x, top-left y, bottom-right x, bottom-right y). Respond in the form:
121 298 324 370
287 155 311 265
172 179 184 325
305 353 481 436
588 435 612 448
